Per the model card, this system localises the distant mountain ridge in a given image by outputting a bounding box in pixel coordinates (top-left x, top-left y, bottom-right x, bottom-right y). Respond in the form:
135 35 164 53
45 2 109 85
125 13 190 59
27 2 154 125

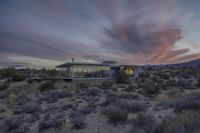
144 58 200 68
171 59 200 67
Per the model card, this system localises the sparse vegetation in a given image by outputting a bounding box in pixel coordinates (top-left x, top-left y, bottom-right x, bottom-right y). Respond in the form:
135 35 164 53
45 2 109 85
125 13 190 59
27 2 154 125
158 111 200 133
172 97 200 113
0 65 200 133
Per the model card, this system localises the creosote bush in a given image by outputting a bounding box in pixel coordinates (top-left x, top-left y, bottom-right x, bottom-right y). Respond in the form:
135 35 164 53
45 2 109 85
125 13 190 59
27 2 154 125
77 83 89 89
102 105 128 123
0 80 10 91
27 79 33 84
0 68 16 79
131 113 157 133
172 97 200 113
70 111 86 129
115 99 146 113
39 81 56 92
11 74 26 82
158 111 200 133
85 87 101 96
101 81 113 89
116 71 130 84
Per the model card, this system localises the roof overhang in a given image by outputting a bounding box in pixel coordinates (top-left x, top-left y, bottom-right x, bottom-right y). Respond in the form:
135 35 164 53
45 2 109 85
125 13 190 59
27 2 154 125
56 62 111 68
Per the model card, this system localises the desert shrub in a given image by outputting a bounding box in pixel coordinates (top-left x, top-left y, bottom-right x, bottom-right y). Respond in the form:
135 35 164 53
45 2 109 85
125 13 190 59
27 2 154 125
158 111 200 133
0 68 16 79
138 72 150 78
172 97 200 113
11 74 26 82
124 84 138 92
116 71 130 84
27 79 33 84
115 99 146 113
130 101 147 113
159 73 170 80
130 113 157 133
141 82 160 96
102 105 128 123
119 93 138 100
166 79 176 86
101 81 113 89
197 77 200 87
100 95 119 107
70 111 86 129
39 81 56 92
0 80 10 91
77 83 89 89
48 69 58 76
85 87 101 96
7 93 17 105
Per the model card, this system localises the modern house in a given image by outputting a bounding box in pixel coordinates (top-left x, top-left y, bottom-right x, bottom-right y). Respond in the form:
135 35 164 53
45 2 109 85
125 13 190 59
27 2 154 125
56 59 142 81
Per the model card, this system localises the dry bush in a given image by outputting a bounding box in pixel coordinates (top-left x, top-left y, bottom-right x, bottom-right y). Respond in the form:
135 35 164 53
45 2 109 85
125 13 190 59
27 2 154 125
158 111 200 133
0 68 16 79
27 79 33 84
101 81 113 89
0 80 10 91
140 81 160 96
102 105 128 123
85 87 101 96
115 99 146 113
130 113 157 133
69 111 86 129
11 74 26 82
100 95 119 107
116 71 130 84
171 97 200 113
77 83 89 89
119 93 138 100
39 81 56 92
124 84 138 92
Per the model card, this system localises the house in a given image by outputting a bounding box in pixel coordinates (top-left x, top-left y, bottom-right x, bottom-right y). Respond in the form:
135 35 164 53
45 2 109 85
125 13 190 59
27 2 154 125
56 59 143 81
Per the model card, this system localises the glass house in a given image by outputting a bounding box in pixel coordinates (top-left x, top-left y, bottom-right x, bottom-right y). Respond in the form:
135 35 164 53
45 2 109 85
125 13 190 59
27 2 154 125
56 62 115 80
56 60 142 81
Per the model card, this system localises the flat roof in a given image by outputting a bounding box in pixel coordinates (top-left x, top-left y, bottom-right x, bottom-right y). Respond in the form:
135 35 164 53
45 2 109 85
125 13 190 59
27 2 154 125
111 65 136 68
56 62 111 68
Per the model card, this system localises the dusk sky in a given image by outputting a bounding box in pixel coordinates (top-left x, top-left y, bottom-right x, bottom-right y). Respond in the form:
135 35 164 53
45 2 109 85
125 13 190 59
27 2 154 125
1 0 200 67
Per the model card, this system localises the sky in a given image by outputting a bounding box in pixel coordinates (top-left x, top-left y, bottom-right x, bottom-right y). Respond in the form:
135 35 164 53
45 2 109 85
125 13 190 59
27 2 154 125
0 0 200 68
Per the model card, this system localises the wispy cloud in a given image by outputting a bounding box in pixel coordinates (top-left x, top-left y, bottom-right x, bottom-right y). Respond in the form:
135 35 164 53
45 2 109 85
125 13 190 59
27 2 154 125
0 0 200 66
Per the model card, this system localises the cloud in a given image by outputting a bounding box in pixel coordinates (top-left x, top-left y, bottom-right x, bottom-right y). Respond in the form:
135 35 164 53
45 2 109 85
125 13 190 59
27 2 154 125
0 0 199 66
